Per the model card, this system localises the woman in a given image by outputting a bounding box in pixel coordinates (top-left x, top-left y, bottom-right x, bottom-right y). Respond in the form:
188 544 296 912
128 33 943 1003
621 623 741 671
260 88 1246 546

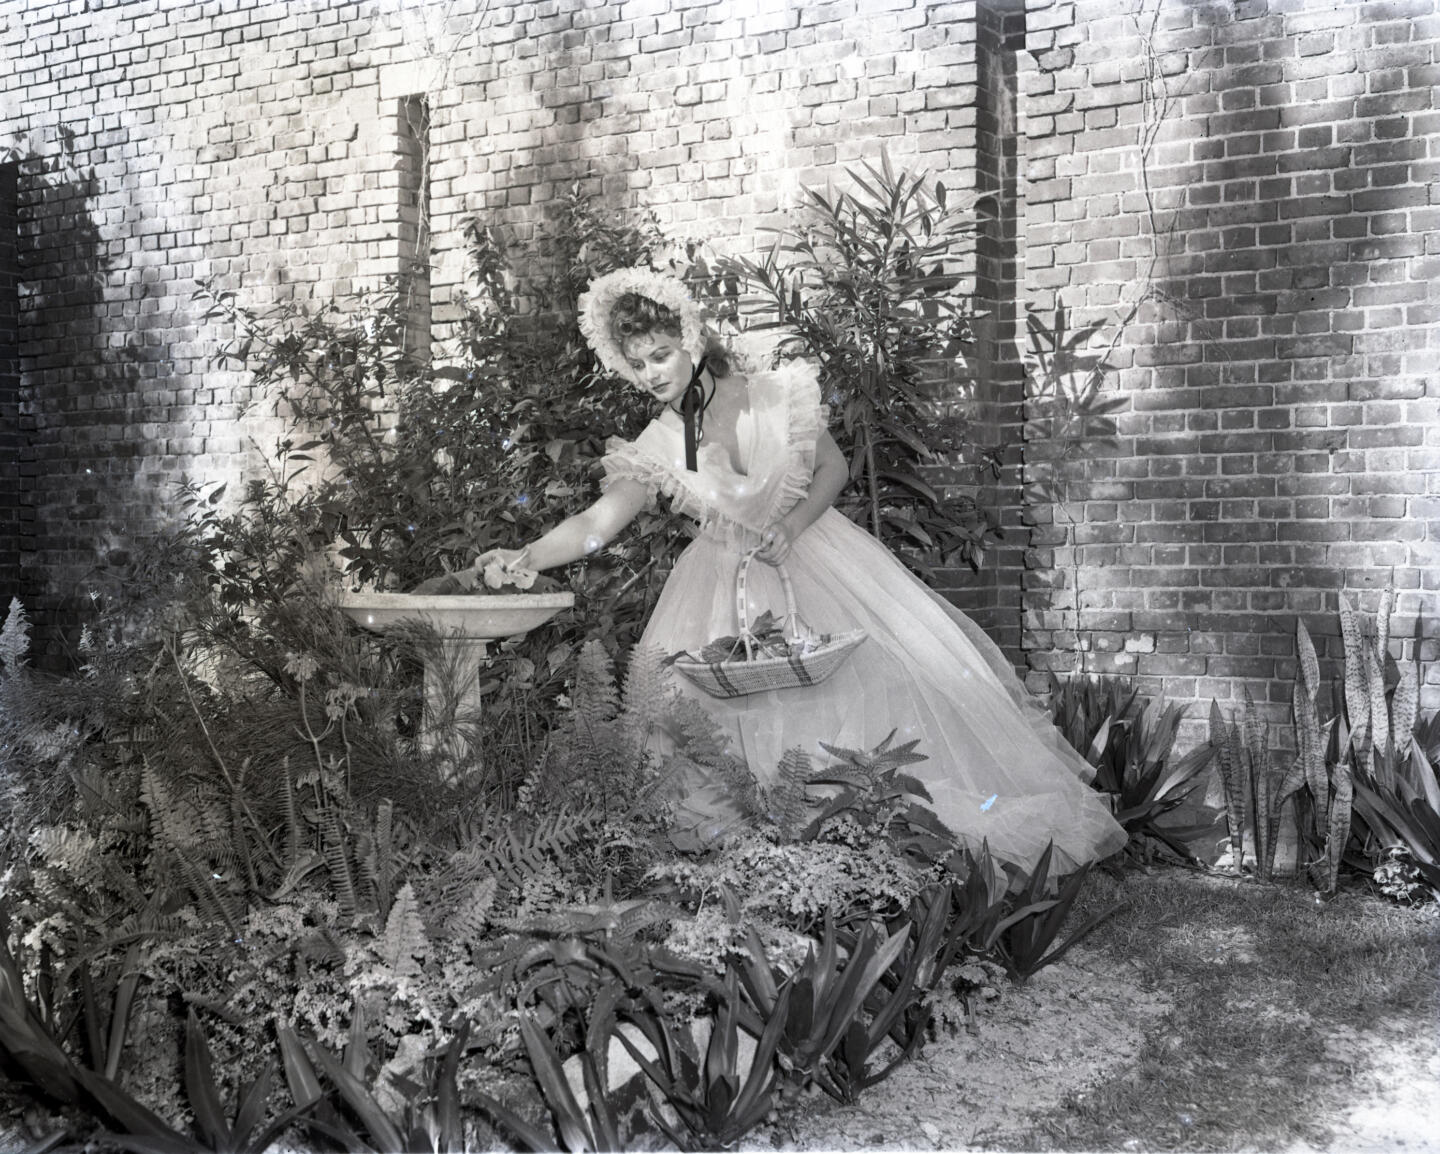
477 267 1126 874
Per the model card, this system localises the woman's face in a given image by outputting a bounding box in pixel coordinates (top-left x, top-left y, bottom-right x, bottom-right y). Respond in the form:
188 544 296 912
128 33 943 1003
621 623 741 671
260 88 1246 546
622 330 692 407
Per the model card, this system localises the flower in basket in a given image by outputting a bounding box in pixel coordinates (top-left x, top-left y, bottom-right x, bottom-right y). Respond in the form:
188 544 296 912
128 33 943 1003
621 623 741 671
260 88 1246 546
667 611 831 666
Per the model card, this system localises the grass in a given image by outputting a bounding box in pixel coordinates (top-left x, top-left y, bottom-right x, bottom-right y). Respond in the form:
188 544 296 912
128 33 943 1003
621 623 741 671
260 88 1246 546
1003 866 1439 1152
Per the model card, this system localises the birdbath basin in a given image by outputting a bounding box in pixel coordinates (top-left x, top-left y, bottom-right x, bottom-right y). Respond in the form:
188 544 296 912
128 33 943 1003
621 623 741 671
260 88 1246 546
338 590 574 769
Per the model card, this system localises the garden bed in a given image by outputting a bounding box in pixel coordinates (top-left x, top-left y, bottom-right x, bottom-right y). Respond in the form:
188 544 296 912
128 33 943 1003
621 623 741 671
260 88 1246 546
757 870 1438 1153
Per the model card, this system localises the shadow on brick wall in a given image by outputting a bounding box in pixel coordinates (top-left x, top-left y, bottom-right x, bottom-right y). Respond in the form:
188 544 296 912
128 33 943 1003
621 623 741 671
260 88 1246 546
0 159 21 608
12 125 144 672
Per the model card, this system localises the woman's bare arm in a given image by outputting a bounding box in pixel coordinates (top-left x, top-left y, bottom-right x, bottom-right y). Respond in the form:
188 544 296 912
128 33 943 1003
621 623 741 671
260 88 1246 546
477 478 651 574
755 430 848 565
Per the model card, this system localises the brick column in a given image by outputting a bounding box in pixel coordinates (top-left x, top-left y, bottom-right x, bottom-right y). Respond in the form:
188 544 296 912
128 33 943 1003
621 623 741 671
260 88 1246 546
0 161 20 605
966 0 1029 668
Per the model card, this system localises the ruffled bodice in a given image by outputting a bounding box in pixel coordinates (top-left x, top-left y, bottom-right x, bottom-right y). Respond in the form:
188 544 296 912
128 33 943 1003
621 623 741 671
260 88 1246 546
600 361 828 551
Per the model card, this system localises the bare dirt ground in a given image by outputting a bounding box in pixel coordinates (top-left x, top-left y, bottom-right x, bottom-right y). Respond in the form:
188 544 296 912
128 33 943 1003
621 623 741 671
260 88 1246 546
740 938 1439 1154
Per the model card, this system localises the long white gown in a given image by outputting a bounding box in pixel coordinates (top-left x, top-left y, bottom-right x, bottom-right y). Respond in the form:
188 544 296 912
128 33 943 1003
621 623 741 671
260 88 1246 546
601 361 1127 874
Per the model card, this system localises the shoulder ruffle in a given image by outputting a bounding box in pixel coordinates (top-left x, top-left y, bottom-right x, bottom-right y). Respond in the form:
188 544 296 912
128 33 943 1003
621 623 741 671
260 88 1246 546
600 426 713 527
769 359 829 522
599 436 663 504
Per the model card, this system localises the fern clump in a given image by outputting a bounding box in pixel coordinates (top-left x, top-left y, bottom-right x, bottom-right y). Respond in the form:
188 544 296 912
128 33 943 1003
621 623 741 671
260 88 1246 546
0 597 28 674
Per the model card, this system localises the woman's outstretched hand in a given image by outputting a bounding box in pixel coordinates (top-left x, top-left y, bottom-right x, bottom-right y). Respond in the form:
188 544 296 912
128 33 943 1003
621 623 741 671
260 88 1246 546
754 521 795 566
473 547 535 588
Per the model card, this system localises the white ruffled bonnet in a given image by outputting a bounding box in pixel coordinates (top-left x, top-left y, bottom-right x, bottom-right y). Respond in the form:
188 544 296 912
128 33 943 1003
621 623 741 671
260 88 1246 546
577 267 707 382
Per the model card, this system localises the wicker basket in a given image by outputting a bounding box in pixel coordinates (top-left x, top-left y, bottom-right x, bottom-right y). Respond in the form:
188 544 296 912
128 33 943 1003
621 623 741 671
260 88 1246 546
670 549 867 699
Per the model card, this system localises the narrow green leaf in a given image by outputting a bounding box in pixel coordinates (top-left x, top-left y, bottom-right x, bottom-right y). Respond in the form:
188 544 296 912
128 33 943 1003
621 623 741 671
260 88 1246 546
517 1015 593 1153
306 1041 405 1154
183 1010 232 1152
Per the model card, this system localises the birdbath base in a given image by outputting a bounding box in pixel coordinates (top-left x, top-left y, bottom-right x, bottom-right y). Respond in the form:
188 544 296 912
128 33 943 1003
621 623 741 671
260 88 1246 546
338 590 574 776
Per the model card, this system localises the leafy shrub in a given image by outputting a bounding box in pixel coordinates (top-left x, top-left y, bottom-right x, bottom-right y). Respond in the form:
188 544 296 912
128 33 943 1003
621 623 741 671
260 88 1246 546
0 172 1121 1151
1048 673 1219 863
1205 587 1438 899
714 152 998 577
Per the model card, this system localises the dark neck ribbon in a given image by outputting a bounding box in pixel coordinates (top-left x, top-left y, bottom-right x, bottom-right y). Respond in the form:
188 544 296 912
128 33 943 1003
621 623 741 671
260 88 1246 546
680 355 710 472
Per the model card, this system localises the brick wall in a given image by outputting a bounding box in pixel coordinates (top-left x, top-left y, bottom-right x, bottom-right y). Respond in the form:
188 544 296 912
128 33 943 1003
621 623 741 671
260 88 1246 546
1021 0 1440 727
0 160 20 605
2 0 1436 723
0 0 1005 669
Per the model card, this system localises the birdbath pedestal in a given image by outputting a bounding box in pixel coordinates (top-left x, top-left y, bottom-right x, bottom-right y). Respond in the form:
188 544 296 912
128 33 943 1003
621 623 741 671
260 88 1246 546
338 590 574 771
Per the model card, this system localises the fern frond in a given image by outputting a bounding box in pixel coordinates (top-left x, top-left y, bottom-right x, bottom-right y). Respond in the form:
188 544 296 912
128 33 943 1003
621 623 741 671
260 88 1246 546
176 850 246 941
355 829 379 913
379 882 428 980
279 755 302 871
768 746 811 838
445 876 498 945
0 597 29 674
665 692 732 761
573 640 620 731
29 826 108 894
621 643 670 743
320 805 359 921
470 803 606 889
374 798 395 920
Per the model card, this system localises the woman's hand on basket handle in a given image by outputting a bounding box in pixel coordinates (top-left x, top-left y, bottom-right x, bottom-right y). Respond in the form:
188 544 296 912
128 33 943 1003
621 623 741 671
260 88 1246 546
755 430 848 567
754 521 794 566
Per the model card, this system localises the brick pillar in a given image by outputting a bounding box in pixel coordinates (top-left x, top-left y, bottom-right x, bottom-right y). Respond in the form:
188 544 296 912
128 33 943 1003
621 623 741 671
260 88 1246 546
948 0 1028 673
396 93 432 362
0 161 20 605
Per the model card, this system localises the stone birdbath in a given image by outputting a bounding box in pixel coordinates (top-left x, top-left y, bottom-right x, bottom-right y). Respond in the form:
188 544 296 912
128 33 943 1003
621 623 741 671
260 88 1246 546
337 588 574 770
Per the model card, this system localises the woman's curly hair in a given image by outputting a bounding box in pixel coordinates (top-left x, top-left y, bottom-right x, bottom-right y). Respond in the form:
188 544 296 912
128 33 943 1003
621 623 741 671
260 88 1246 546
608 291 731 377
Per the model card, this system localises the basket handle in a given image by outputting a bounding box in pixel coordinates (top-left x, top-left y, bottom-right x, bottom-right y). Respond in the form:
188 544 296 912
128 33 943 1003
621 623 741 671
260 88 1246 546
736 548 804 660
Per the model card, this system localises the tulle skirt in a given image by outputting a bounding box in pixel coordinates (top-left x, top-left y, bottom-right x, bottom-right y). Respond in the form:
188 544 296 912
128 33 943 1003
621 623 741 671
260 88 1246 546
640 509 1128 875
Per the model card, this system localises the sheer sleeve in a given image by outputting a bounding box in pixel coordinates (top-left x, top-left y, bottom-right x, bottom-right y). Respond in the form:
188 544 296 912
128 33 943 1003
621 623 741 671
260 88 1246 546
771 359 829 519
599 435 665 505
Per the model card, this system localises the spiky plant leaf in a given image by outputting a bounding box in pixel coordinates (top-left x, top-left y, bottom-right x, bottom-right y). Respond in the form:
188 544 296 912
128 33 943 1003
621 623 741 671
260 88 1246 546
818 729 928 773
183 1009 232 1152
1292 678 1328 831
1324 757 1353 893
1295 617 1321 701
1210 700 1240 860
1338 593 1369 735
1366 641 1389 768
1376 582 1394 669
1390 659 1419 764
1239 689 1276 879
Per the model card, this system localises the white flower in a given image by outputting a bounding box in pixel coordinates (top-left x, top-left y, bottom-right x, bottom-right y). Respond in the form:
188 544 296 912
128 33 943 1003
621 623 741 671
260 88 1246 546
482 560 537 590
283 652 319 683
